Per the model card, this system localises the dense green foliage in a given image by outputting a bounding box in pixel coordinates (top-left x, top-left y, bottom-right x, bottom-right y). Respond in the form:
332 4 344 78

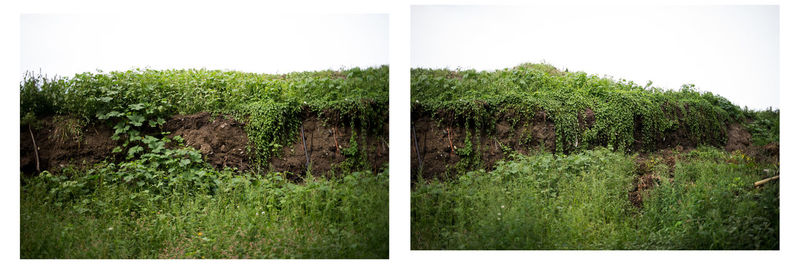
20 67 389 258
745 108 780 146
20 66 389 168
411 63 770 153
411 148 778 249
22 166 389 258
20 130 389 258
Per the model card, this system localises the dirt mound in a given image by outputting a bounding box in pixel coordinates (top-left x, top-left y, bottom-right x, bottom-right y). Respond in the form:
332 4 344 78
163 112 251 171
270 116 389 179
20 116 115 174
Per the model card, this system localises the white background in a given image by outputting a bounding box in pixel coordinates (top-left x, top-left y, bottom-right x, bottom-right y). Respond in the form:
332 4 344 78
413 5 778 110
21 13 389 76
2 0 798 263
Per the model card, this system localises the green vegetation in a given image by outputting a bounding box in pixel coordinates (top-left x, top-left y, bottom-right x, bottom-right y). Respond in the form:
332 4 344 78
412 148 778 249
411 63 779 250
20 66 389 258
746 108 779 146
412 63 775 153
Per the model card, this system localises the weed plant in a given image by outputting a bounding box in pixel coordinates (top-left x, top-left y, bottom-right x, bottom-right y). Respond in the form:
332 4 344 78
411 148 778 249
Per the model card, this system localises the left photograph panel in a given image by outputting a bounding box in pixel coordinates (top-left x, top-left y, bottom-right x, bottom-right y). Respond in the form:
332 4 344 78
19 13 389 259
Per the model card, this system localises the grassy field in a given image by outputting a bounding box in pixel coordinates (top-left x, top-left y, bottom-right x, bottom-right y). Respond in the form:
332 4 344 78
411 63 779 250
20 66 389 258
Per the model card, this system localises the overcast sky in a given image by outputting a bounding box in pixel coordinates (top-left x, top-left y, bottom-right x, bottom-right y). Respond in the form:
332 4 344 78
412 5 779 110
21 13 388 77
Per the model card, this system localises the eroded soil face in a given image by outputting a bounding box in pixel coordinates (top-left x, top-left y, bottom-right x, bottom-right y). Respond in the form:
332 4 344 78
270 116 389 179
20 116 115 174
412 109 777 181
21 112 389 178
163 112 251 171
411 111 556 179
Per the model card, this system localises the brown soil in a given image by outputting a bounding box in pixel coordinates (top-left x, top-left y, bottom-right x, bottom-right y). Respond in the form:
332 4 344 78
628 149 680 208
21 112 389 179
20 116 115 175
411 111 555 179
163 112 251 171
269 116 389 179
412 108 775 180
725 123 751 152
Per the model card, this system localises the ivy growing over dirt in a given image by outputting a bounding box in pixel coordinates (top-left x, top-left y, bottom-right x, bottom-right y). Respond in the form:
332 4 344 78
412 63 757 154
21 66 389 170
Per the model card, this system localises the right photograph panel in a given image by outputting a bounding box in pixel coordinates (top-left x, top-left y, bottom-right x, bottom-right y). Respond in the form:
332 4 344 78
410 5 779 250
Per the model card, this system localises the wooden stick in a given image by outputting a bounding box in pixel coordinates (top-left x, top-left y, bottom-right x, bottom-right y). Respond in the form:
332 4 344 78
300 124 310 169
29 124 40 172
446 127 455 155
412 124 423 171
754 175 779 187
332 126 340 155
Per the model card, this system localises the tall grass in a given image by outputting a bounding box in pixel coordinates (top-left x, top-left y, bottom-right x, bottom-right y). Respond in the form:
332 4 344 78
412 147 778 250
22 167 389 258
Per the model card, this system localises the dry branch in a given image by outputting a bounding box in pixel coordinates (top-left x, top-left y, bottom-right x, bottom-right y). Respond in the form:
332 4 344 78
446 127 455 155
754 175 779 187
412 124 423 171
300 124 310 169
28 125 40 172
333 126 340 155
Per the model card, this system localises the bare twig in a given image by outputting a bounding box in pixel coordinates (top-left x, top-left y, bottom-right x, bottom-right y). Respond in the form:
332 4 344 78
28 124 40 172
300 124 310 169
754 175 779 187
412 123 423 171
332 126 340 155
446 127 455 155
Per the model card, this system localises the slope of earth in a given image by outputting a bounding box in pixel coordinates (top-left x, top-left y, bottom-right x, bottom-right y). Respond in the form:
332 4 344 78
21 112 389 179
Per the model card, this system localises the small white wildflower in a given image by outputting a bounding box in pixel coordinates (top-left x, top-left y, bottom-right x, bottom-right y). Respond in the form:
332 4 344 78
497 217 501 221
501 205 505 209
415 100 419 103
261 211 265 215
108 227 113 231
237 205 240 209
498 212 501 216
255 212 259 216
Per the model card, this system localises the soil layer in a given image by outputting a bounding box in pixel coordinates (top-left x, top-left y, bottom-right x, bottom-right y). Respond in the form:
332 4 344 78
20 116 115 175
411 109 777 180
270 116 389 179
21 112 389 178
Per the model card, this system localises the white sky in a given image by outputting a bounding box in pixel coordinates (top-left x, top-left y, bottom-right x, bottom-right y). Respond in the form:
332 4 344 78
21 13 389 77
412 5 779 110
